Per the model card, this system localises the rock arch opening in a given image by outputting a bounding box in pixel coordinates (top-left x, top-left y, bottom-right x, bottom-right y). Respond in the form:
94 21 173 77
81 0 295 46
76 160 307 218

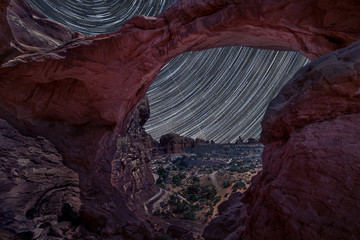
145 46 309 143
142 45 309 235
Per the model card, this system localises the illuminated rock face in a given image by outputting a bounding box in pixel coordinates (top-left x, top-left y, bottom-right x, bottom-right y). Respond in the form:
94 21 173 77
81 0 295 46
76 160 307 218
0 0 360 239
204 40 360 240
1 0 360 130
249 41 360 240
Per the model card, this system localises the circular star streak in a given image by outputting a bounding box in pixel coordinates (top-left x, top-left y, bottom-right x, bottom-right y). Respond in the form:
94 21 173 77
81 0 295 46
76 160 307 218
28 0 173 35
29 0 310 143
146 48 309 143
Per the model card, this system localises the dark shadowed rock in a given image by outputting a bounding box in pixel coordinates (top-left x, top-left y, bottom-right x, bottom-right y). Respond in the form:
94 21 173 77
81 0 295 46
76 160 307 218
167 225 189 238
204 40 360 240
246 138 259 144
203 192 245 240
167 225 195 240
112 96 158 214
195 138 209 145
217 192 243 215
0 119 81 239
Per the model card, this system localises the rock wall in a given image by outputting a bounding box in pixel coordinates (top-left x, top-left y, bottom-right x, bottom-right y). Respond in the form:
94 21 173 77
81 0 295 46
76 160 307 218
1 0 80 64
0 98 157 239
111 97 159 215
244 40 360 240
0 119 81 239
204 40 360 240
1 0 360 239
158 133 197 154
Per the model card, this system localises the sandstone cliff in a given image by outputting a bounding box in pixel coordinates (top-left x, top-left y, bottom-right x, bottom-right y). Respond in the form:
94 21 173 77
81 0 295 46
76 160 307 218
0 119 80 239
1 0 360 239
245 40 360 240
204 39 360 240
158 133 199 154
112 97 159 215
0 96 158 239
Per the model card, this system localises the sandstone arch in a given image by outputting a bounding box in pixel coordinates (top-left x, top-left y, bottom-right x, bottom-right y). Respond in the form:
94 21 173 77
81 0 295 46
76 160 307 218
1 0 360 131
1 0 360 239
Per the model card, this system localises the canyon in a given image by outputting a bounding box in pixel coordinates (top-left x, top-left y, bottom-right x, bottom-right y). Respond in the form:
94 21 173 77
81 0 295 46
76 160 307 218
0 0 360 239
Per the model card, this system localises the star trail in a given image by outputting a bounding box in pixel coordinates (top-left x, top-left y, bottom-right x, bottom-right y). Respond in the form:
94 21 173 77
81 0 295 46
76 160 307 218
29 0 172 35
29 0 309 143
146 48 309 143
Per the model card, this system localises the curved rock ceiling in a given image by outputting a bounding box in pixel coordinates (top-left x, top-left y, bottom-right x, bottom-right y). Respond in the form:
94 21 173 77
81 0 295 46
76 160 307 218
28 0 309 143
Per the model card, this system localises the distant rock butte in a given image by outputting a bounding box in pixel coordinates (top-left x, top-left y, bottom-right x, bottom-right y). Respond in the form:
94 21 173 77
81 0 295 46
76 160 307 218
156 133 259 155
0 0 360 239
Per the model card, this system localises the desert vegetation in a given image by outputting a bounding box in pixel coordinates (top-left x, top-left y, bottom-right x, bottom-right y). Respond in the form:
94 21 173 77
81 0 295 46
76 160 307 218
151 142 263 223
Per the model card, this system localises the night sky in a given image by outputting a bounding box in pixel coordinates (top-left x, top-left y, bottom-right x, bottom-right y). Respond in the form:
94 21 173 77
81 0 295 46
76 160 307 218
29 0 309 143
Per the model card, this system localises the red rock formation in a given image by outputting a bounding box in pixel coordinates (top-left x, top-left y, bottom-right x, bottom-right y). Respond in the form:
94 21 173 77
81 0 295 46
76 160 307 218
1 0 81 64
1 0 360 239
246 40 360 240
204 40 360 240
1 0 360 132
112 97 159 214
0 119 81 239
158 133 196 154
159 133 187 154
203 192 247 240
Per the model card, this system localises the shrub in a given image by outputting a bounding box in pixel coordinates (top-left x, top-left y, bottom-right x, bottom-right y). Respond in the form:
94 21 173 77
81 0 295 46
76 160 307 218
169 194 179 205
201 185 217 200
213 196 221 205
157 234 172 240
183 209 196 220
178 159 189 168
172 200 197 220
153 209 161 216
222 181 231 188
156 178 166 189
171 175 183 186
206 207 214 216
190 175 200 183
233 181 246 190
157 167 168 182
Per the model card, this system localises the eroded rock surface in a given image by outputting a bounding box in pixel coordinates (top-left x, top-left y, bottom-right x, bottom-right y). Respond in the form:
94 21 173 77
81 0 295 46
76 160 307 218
203 192 247 240
0 98 157 239
0 119 80 239
158 133 196 154
1 0 81 64
111 97 159 215
1 0 360 133
204 40 360 240
248 40 360 240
